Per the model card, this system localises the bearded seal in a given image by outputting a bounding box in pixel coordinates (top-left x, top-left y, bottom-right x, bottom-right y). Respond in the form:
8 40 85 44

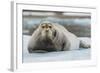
28 21 90 53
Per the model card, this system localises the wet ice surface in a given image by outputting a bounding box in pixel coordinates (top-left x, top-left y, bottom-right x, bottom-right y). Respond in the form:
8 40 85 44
22 35 91 63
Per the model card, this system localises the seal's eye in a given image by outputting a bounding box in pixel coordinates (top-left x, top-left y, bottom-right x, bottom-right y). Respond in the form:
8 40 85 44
42 26 45 28
49 26 52 28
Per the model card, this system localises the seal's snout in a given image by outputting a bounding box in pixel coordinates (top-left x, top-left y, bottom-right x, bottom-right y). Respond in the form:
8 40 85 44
45 30 49 32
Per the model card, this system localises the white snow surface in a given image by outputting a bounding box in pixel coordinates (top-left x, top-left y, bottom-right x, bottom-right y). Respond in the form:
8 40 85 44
22 35 91 63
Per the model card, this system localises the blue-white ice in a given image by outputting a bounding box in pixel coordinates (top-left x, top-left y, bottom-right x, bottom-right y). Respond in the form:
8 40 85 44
22 35 91 63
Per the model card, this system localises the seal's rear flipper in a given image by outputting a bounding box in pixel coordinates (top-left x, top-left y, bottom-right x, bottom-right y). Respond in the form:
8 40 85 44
78 37 91 48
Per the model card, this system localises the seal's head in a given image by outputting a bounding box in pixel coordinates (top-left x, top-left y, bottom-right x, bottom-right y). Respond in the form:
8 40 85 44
39 21 56 41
